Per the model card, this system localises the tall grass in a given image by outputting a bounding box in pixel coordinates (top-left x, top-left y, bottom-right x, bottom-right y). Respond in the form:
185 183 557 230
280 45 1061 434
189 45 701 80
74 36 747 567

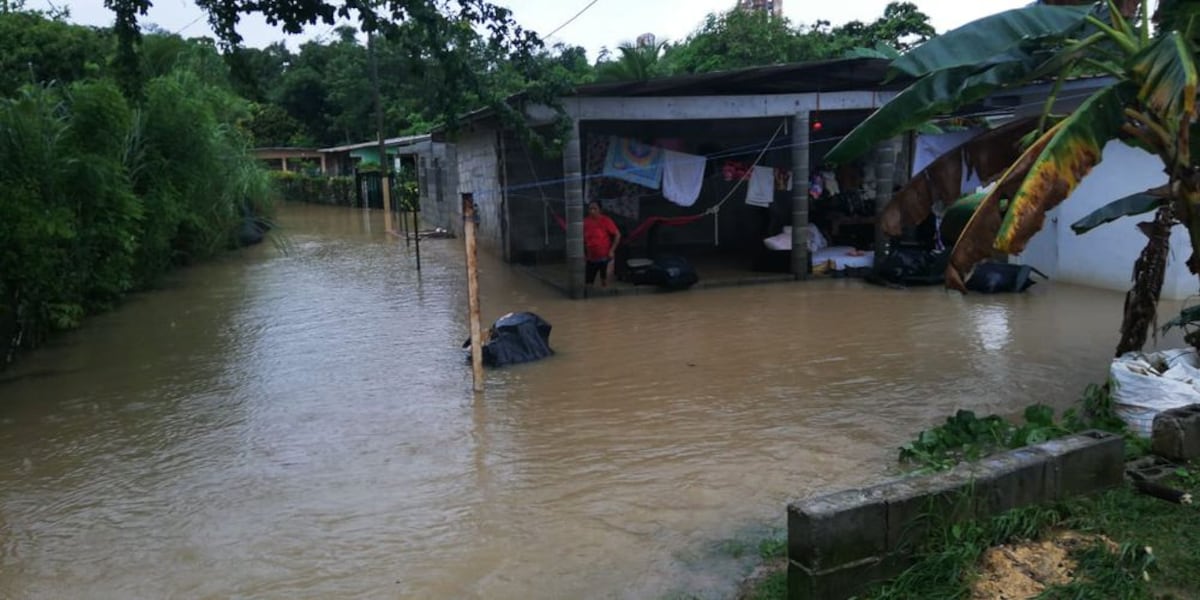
0 70 273 366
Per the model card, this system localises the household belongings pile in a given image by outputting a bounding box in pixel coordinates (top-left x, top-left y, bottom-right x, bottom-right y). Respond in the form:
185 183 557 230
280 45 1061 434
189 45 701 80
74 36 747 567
625 255 699 290
762 224 875 275
1110 348 1200 437
462 312 553 368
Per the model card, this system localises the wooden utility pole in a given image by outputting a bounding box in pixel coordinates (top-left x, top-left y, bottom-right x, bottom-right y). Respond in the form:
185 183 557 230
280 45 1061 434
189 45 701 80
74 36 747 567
463 194 484 392
368 31 393 233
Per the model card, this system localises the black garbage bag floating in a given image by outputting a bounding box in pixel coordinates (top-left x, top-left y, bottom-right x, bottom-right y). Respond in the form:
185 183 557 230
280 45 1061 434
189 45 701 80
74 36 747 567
867 247 949 288
462 311 553 368
965 263 1047 293
628 255 699 290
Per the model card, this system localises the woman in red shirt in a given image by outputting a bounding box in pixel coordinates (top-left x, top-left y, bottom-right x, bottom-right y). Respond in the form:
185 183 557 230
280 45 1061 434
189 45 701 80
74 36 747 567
584 201 621 287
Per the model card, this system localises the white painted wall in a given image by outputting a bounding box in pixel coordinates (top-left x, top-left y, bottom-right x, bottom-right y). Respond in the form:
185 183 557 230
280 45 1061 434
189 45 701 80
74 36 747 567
1019 141 1195 299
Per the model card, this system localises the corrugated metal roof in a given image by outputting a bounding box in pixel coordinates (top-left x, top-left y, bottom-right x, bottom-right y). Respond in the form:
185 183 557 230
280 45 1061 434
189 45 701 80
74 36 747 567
318 134 432 153
571 57 909 97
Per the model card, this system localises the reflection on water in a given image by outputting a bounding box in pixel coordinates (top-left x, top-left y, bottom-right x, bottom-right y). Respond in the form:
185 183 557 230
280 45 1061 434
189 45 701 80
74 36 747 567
972 304 1012 352
0 204 1178 599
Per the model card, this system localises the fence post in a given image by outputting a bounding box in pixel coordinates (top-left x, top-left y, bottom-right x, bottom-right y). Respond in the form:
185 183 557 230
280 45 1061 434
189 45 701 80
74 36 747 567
463 193 484 392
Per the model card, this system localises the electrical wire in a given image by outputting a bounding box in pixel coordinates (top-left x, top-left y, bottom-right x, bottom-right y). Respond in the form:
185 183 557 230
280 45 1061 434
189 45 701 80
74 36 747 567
544 0 601 39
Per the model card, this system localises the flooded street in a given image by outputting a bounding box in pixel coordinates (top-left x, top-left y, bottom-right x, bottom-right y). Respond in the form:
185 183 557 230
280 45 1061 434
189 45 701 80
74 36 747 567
0 204 1178 599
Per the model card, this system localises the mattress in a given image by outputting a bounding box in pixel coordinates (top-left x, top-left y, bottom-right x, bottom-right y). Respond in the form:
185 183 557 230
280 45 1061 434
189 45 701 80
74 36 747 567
811 246 875 270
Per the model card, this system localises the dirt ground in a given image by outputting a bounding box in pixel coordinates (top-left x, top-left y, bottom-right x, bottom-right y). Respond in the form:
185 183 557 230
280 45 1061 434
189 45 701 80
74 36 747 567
971 530 1119 599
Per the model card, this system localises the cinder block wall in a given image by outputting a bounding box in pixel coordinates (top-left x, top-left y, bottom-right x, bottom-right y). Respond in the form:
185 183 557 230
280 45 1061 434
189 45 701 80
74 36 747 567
418 143 457 233
503 129 566 264
455 128 504 256
788 430 1125 600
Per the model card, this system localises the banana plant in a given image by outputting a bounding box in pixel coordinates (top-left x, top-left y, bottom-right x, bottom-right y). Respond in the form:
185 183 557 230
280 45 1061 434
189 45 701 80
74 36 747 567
827 0 1200 356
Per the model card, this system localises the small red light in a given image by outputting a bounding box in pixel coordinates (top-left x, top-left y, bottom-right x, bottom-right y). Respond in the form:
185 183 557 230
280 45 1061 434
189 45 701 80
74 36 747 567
812 121 823 131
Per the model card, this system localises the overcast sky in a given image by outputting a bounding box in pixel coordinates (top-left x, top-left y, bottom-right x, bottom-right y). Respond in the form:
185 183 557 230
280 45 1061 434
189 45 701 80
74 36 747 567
47 0 1033 59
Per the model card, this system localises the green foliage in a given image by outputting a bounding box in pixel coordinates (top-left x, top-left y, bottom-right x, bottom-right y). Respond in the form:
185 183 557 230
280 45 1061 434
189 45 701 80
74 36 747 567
272 171 355 206
0 44 273 366
595 42 666 83
660 2 935 75
745 460 1200 600
1040 543 1158 599
865 504 1068 599
900 381 1143 472
0 11 109 95
1069 188 1167 234
757 537 786 560
1160 303 1200 350
899 405 1069 471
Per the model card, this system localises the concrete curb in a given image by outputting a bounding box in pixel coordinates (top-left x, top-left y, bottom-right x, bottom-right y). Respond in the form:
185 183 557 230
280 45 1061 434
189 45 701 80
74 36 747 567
787 430 1124 600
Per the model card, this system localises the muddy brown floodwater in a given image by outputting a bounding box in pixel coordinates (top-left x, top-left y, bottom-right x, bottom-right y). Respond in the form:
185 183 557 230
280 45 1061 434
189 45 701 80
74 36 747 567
0 204 1183 599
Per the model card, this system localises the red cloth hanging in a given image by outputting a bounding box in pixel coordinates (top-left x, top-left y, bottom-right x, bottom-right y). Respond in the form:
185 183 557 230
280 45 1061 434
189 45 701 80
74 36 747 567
547 208 706 246
622 214 706 245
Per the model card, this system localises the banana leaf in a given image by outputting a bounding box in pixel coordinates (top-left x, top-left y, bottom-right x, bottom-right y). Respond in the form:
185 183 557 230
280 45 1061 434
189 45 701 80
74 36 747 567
826 57 1039 166
1069 185 1170 234
879 117 1037 236
1130 31 1199 124
945 127 1059 292
940 191 987 248
1162 304 1200 333
995 85 1130 254
888 4 1093 78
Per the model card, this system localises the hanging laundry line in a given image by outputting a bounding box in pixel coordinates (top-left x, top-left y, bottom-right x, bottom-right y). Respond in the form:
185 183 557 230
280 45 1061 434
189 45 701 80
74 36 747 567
533 118 790 248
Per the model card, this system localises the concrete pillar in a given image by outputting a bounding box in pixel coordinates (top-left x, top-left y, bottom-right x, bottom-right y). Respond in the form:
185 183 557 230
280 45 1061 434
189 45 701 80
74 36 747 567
563 119 586 298
281 156 289 173
791 114 811 279
873 137 903 255
320 154 327 174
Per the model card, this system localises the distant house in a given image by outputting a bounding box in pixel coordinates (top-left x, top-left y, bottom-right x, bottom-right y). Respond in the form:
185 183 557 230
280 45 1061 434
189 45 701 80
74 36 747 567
252 147 327 174
434 58 1190 300
434 58 916 298
254 135 452 213
317 134 453 214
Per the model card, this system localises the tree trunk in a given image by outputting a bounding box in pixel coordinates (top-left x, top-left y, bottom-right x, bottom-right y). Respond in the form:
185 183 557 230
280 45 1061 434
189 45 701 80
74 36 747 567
1115 204 1173 356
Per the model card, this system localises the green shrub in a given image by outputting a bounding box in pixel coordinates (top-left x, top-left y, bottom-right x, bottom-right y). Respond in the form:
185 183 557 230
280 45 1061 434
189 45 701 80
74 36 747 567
0 73 273 367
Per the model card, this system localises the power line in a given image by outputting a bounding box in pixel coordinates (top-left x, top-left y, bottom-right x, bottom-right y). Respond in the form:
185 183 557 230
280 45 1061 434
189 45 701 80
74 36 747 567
544 0 601 39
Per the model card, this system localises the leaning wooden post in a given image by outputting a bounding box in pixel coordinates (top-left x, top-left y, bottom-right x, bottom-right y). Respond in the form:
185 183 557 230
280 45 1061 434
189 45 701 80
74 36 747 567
462 193 484 392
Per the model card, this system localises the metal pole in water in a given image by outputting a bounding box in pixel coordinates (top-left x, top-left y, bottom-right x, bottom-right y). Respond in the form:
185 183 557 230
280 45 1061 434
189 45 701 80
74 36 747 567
413 208 422 271
463 194 484 392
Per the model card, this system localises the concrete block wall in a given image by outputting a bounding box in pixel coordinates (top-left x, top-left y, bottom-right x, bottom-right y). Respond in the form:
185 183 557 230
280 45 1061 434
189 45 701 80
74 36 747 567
502 129 566 263
455 128 504 256
787 430 1124 600
417 143 457 233
1152 404 1200 461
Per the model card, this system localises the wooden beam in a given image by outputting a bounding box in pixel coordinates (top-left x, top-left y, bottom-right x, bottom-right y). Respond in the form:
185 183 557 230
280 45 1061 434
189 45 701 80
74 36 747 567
562 91 893 121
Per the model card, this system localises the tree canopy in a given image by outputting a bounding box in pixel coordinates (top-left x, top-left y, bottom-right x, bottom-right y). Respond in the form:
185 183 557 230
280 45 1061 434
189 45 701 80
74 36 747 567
653 2 935 75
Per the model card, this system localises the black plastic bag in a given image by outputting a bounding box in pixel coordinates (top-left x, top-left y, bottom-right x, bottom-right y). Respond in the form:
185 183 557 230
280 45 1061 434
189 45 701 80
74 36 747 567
965 263 1046 293
868 247 949 287
628 255 699 290
463 312 553 368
